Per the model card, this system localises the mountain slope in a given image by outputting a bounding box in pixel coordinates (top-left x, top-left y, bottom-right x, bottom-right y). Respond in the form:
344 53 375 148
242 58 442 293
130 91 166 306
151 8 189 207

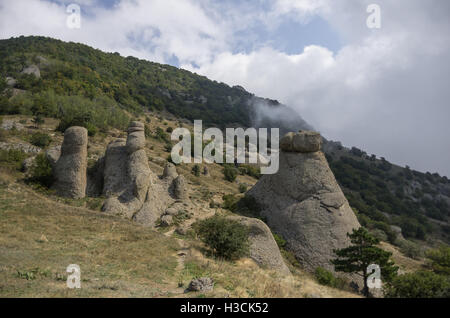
0 36 449 248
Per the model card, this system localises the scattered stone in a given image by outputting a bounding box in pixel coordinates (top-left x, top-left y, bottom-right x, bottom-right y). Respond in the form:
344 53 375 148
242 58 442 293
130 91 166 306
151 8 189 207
5 77 17 87
186 277 214 292
22 156 36 174
203 166 209 176
52 126 88 199
164 207 179 216
38 234 48 243
0 119 24 131
45 145 61 168
163 162 178 179
175 226 188 235
21 64 40 78
160 214 173 227
0 142 41 154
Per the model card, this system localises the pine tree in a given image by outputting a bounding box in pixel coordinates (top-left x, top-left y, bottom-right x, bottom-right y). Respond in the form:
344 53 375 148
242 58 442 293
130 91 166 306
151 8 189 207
331 227 398 297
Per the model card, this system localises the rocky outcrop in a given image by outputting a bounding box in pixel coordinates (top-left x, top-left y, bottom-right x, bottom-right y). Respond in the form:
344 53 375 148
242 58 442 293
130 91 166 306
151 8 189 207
163 162 178 179
100 122 176 226
21 64 40 78
52 127 88 199
235 216 291 275
45 145 61 168
0 141 40 154
172 175 188 200
248 130 360 274
102 122 152 218
186 277 214 292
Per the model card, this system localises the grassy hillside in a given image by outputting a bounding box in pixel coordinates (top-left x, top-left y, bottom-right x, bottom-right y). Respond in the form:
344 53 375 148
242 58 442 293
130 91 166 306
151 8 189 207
1 36 448 255
0 115 362 298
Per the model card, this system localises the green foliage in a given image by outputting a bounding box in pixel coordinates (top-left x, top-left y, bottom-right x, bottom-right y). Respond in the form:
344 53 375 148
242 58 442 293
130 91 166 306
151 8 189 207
223 164 237 182
332 227 399 296
238 183 247 193
222 194 239 212
191 164 201 177
314 267 347 289
426 245 450 275
30 132 51 148
273 233 286 249
28 153 53 188
238 164 261 179
194 215 250 261
0 149 27 170
384 271 450 298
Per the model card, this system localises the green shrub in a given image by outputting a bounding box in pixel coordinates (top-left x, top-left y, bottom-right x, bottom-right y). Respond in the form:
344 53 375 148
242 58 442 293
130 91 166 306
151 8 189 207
166 126 173 133
222 194 239 212
426 245 450 275
0 149 27 170
191 164 201 177
273 233 286 249
399 240 423 260
384 271 450 298
194 215 249 260
28 153 53 187
223 165 237 182
0 128 7 142
314 267 347 289
238 183 247 193
30 132 52 148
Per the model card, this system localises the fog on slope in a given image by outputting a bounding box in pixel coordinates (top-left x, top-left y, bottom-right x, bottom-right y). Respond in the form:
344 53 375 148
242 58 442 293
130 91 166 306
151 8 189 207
249 97 314 136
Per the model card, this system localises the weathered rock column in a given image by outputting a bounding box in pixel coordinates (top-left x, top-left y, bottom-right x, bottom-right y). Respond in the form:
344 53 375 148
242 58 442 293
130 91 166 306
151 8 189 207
248 130 361 274
52 126 88 199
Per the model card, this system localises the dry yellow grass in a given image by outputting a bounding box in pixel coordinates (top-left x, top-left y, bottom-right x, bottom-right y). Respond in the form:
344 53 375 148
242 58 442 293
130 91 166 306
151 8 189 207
0 114 366 298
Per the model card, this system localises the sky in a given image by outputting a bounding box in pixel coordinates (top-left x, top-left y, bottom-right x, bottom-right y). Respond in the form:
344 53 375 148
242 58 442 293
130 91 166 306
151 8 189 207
0 0 449 177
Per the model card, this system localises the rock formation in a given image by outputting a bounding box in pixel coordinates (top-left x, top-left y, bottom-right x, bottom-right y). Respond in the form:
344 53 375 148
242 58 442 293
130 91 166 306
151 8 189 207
172 175 188 200
52 126 88 199
234 216 291 275
102 122 152 218
163 162 178 179
100 121 175 226
248 130 361 274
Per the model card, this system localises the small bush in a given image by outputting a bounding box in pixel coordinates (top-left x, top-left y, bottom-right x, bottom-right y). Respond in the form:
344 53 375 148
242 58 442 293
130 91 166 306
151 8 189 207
194 215 249 260
222 194 239 212
384 271 450 298
223 165 237 182
166 126 173 133
30 132 52 148
28 153 53 187
191 164 201 177
238 184 247 193
0 128 7 142
314 267 347 289
0 149 27 170
273 233 287 249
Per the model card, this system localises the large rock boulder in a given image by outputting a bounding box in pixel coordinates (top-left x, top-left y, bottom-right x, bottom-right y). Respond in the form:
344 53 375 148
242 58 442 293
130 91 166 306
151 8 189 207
52 127 88 199
172 175 188 200
248 131 360 274
102 122 152 219
235 216 291 275
163 162 178 179
21 64 41 78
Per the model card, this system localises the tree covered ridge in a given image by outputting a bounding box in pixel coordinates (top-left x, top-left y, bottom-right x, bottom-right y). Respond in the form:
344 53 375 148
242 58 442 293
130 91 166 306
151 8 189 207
0 35 261 128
